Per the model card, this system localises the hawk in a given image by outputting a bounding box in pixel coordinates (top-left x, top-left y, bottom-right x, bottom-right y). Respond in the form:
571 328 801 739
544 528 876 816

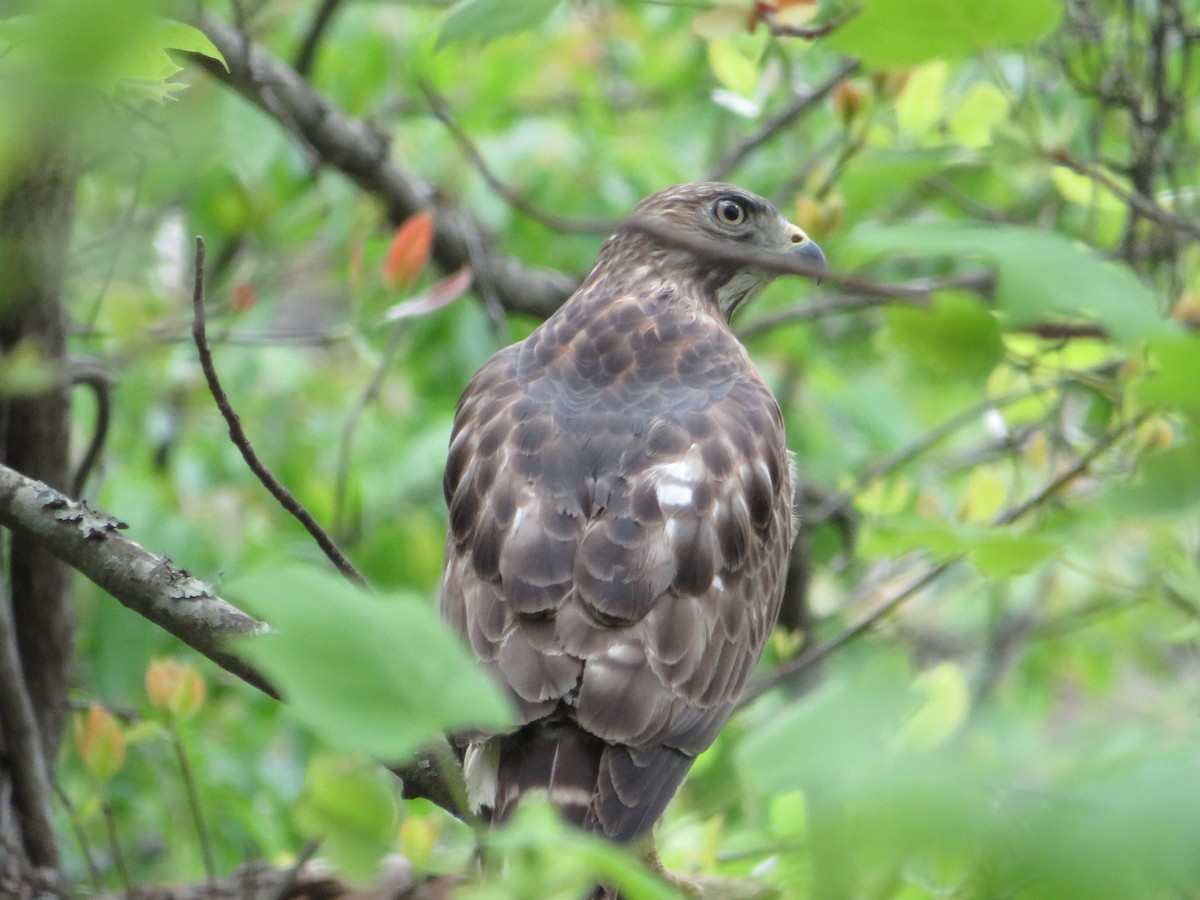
439 182 825 842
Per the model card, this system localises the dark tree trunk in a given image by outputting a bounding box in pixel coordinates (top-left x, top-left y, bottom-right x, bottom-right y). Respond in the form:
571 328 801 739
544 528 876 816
0 137 78 887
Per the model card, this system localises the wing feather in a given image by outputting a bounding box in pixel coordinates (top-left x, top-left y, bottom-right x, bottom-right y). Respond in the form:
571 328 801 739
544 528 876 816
439 285 796 839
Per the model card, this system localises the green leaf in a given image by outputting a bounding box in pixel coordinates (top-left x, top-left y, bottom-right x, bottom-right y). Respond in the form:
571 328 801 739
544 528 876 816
851 223 1172 347
295 755 397 883
437 0 561 48
228 565 512 761
707 39 761 97
884 292 1004 383
1136 334 1200 414
829 0 1062 67
968 531 1062 577
1104 436 1200 518
898 662 970 750
863 520 1061 577
949 83 1010 149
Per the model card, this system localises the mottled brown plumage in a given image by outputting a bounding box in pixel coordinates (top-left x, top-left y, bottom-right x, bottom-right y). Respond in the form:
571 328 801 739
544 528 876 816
439 183 825 841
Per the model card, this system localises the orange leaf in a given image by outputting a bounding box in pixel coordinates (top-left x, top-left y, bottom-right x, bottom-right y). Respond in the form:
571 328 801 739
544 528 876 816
74 704 125 783
383 210 434 289
146 658 206 720
231 281 257 313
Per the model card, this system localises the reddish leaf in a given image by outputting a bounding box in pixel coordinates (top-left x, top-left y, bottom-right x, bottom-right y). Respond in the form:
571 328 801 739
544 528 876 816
383 210 435 289
231 280 257 313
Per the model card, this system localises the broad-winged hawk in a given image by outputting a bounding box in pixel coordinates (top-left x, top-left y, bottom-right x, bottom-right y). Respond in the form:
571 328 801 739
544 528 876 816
440 182 825 841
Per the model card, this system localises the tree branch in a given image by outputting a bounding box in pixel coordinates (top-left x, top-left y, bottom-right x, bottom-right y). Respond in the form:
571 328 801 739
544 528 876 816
0 461 466 819
191 13 578 320
0 463 273 697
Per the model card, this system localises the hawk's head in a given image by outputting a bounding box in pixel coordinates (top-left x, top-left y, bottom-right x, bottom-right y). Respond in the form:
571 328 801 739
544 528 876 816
594 182 826 320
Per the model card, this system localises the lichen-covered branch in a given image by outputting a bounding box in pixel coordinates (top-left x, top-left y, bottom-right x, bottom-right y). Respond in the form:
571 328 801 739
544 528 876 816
0 463 272 698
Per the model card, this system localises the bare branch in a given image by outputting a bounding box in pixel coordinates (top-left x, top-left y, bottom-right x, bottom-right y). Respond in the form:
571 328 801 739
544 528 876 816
708 58 861 181
293 0 349 77
191 13 577 319
0 463 273 697
419 81 617 236
1048 147 1200 243
190 238 367 588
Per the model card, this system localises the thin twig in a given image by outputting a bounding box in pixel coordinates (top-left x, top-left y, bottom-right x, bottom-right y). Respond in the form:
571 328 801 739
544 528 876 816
268 839 321 900
189 237 367 588
168 724 216 887
293 0 348 77
743 414 1142 704
101 800 132 898
420 80 617 236
53 781 103 890
708 58 861 181
1049 147 1200 242
67 359 115 497
332 323 410 540
760 6 860 40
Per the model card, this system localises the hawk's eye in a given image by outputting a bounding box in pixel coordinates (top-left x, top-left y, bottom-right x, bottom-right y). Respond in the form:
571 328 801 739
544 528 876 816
714 198 747 226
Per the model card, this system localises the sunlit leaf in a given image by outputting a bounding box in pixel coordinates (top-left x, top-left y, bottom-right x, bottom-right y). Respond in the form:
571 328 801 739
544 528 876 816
898 662 970 749
1135 333 1200 414
949 83 1009 149
830 0 1062 67
706 38 761 97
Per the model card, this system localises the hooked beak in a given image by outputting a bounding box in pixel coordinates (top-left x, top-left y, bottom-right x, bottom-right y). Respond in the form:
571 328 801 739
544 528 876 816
786 223 827 281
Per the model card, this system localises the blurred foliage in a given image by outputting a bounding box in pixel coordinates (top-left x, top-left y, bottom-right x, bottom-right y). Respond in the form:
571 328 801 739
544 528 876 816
3 0 1195 895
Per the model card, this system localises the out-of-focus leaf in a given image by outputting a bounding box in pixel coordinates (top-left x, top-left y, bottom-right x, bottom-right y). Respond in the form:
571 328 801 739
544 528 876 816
295 755 397 883
1135 334 1200 414
969 531 1062 577
437 0 561 48
863 520 1062 577
895 61 947 139
851 223 1171 346
74 705 126 783
884 292 1004 382
898 662 970 749
949 83 1009 149
693 4 753 40
830 0 1062 67
1104 436 1200 517
383 210 435 289
229 566 512 760
706 38 761 97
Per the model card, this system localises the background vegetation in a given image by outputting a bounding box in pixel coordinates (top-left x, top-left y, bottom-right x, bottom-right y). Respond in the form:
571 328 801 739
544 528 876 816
2 0 1200 896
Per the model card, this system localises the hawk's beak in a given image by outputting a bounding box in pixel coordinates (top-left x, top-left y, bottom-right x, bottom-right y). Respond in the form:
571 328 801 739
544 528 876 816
786 223 827 282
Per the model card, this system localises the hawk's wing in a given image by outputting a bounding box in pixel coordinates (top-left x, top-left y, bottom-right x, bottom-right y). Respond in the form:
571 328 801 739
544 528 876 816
439 293 794 840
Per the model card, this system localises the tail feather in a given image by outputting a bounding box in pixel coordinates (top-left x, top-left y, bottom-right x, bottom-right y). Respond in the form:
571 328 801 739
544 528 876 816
488 723 694 842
